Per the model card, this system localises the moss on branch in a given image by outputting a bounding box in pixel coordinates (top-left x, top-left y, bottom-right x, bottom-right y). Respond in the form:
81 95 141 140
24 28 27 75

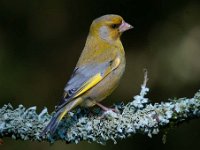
0 73 200 144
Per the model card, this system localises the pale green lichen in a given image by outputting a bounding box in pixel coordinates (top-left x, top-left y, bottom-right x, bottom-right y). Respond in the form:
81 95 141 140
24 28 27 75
0 80 200 144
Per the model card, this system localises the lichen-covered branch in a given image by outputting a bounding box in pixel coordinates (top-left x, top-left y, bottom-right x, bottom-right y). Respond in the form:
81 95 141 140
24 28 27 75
0 73 200 144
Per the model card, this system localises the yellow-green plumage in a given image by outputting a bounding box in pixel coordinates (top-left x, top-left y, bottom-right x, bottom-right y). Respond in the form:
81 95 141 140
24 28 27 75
40 14 133 136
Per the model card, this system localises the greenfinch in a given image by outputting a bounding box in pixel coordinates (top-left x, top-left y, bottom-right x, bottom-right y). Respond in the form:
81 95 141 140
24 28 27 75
41 14 133 135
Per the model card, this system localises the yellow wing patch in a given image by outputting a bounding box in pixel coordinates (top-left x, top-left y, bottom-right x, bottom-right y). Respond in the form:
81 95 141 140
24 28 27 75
72 57 121 99
74 73 103 98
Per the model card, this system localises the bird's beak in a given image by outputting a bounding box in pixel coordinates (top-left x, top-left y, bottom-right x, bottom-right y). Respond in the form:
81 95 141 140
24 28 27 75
119 21 133 33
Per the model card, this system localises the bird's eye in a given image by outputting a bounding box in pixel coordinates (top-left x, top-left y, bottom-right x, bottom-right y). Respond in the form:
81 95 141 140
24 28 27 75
111 24 119 29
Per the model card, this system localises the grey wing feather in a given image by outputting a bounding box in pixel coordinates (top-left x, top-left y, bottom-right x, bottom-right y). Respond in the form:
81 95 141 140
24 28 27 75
64 62 110 96
55 62 111 111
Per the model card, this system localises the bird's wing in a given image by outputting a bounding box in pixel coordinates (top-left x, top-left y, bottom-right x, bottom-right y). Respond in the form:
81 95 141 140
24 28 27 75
56 57 121 110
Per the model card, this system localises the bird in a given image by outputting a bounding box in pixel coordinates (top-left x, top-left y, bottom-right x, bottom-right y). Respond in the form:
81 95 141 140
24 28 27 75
40 14 133 136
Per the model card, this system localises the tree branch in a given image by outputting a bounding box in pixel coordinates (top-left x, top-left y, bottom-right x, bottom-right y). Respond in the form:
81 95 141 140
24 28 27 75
0 72 200 144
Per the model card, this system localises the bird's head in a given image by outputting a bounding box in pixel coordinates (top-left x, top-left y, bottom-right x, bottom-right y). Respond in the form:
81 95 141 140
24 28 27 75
89 14 133 43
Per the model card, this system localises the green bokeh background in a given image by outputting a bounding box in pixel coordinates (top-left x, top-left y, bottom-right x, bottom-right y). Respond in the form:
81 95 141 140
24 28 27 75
0 0 200 149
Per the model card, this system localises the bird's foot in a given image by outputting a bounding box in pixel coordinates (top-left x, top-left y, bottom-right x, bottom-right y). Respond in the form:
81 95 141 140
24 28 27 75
96 102 120 119
96 102 117 112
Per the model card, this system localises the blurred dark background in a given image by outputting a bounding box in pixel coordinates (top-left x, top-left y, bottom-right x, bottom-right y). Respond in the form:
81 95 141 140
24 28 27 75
0 0 200 149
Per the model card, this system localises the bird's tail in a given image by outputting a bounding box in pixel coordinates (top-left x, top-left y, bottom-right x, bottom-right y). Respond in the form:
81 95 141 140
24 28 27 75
40 97 83 136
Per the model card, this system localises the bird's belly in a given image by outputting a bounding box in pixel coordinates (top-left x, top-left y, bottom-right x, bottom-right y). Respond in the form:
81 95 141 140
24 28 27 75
80 63 125 107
